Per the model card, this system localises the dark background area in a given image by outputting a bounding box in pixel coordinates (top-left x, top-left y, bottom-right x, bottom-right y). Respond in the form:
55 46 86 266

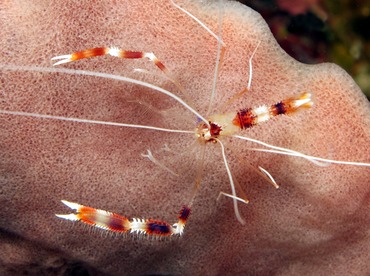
237 0 370 99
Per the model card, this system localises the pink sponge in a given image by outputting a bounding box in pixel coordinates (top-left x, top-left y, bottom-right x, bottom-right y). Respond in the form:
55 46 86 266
0 0 369 275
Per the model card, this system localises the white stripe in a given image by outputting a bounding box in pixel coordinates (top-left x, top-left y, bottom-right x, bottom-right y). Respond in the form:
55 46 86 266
108 47 120 57
253 105 268 116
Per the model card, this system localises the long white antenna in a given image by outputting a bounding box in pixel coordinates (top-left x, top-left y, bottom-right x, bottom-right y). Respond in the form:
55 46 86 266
215 138 246 225
170 0 225 46
207 0 224 116
246 41 261 91
0 64 210 127
0 110 194 134
234 135 370 167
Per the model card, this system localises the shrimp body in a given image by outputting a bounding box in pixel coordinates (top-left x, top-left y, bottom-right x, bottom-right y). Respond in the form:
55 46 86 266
3 0 364 239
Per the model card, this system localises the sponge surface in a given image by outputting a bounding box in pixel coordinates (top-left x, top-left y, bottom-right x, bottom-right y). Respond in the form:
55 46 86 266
0 0 369 275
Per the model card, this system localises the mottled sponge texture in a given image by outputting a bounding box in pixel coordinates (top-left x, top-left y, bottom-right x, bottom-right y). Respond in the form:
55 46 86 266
0 0 369 275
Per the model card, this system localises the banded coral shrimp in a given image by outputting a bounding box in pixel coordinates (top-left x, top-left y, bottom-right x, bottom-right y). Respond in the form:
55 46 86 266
1 0 369 274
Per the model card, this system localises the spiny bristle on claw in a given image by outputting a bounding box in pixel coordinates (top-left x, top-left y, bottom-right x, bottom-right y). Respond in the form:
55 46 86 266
290 92 313 109
55 214 79 221
60 199 81 211
51 54 74 66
